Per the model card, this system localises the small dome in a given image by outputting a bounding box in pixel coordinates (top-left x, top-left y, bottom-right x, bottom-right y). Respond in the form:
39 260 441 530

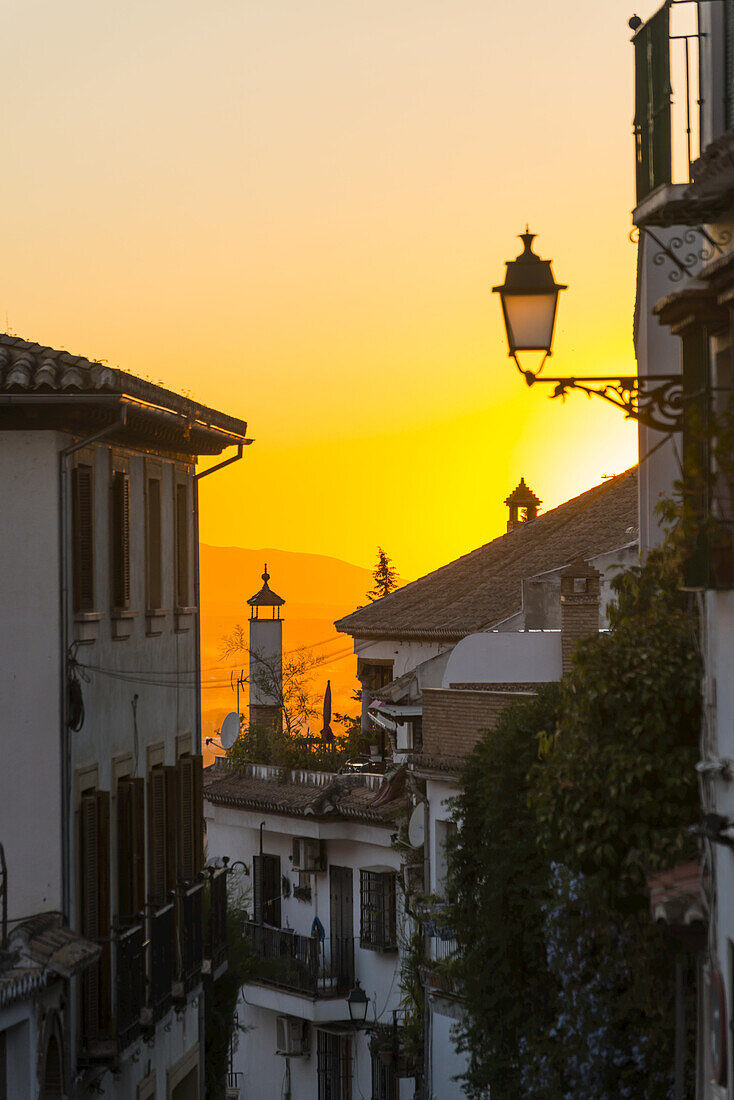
247 563 285 608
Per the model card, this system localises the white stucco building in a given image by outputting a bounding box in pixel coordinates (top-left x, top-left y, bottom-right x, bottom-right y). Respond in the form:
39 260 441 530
0 335 247 1098
204 762 413 1100
630 3 734 1094
336 473 639 1098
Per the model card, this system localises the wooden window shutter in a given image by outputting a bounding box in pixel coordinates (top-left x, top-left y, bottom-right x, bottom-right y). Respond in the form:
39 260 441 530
252 855 280 926
253 855 263 924
111 471 130 609
146 477 162 610
175 483 189 607
117 778 145 919
164 766 178 891
79 790 110 1034
116 780 133 919
177 755 203 880
72 465 95 612
148 768 167 904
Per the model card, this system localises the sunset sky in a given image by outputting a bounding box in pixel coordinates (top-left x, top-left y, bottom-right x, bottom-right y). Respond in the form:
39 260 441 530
3 0 662 579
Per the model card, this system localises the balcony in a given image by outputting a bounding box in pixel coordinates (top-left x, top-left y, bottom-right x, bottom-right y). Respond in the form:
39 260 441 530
244 923 354 999
148 901 175 1022
79 923 144 1063
205 868 228 980
115 923 144 1050
175 880 204 999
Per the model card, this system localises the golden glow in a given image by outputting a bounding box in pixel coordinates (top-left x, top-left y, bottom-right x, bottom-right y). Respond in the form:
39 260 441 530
3 0 647 579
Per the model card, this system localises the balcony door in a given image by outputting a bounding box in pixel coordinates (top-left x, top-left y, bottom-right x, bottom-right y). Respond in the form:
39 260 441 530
330 865 354 987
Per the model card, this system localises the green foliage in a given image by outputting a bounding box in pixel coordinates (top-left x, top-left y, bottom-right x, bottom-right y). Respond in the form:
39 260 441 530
446 686 562 1099
532 547 700 895
446 546 701 1099
226 716 360 773
204 884 256 1100
368 547 399 602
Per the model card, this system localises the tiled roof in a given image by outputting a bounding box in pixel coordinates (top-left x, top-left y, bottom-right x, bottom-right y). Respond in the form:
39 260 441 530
0 912 101 1007
205 767 407 825
0 333 249 440
336 468 638 641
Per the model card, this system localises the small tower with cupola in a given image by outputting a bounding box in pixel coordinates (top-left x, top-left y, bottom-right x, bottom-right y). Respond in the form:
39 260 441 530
247 564 285 730
504 478 541 531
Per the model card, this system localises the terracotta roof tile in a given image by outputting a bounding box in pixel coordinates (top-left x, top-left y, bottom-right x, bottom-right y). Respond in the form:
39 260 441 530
205 768 407 825
0 333 248 439
336 468 638 641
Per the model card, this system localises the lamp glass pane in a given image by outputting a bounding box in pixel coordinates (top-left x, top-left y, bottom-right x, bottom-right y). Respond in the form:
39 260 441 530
503 291 558 353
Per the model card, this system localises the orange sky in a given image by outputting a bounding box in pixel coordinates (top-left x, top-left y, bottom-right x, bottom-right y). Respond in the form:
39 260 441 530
3 0 663 578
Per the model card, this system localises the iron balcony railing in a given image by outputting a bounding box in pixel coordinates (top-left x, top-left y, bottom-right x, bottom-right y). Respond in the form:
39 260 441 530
206 868 228 978
149 900 175 1021
176 880 204 997
115 922 144 1051
244 922 354 997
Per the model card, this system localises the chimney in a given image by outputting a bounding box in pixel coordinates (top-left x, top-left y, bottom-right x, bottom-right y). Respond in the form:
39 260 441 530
504 478 541 532
560 559 601 675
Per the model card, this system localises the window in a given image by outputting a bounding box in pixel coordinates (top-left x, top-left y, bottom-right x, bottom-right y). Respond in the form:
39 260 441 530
253 854 281 926
148 766 176 906
110 470 130 609
146 476 162 610
360 871 397 951
117 777 145 921
633 3 672 202
371 1048 396 1100
177 754 204 882
175 482 190 607
79 789 111 1041
72 464 94 611
317 1031 352 1100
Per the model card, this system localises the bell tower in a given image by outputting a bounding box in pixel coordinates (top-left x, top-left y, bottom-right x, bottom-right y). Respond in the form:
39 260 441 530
247 564 285 731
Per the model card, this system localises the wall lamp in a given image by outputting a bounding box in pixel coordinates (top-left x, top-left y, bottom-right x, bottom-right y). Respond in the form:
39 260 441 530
493 230 684 432
346 981 370 1028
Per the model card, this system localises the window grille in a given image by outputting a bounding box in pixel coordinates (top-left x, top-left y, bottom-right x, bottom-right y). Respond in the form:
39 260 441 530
360 871 397 951
371 1049 396 1100
317 1031 352 1100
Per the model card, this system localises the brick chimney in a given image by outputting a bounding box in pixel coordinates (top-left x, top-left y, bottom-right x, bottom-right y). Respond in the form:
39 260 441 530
504 478 541 532
560 558 601 675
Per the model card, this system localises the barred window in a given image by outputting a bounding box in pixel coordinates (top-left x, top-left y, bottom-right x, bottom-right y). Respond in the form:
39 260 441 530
371 1048 396 1100
317 1031 352 1100
360 871 397 951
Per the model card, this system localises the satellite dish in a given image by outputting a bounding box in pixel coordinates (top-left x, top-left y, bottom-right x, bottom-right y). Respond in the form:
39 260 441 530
408 803 425 848
220 712 240 751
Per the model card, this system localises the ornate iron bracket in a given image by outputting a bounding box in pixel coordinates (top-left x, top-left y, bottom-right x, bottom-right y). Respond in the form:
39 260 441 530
631 226 732 283
518 367 684 432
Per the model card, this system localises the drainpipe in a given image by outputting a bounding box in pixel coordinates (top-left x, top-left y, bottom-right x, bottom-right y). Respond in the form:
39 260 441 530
193 442 250 756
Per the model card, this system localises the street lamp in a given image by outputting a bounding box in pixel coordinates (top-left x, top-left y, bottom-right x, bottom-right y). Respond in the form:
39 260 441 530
493 230 685 433
493 230 566 366
346 980 370 1027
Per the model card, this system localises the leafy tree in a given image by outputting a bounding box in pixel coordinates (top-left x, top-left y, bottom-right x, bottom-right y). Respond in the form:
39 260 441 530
446 686 563 1099
446 545 701 1098
220 631 324 737
367 547 399 602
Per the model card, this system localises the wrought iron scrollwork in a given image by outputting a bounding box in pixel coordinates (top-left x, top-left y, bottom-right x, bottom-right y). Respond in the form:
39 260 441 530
630 225 732 283
522 371 684 432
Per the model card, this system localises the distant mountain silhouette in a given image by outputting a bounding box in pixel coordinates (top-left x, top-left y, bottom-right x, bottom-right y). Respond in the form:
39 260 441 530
199 545 380 750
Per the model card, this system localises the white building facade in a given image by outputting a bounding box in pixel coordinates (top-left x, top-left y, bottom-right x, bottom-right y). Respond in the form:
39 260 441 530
205 762 414 1100
0 335 246 1098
